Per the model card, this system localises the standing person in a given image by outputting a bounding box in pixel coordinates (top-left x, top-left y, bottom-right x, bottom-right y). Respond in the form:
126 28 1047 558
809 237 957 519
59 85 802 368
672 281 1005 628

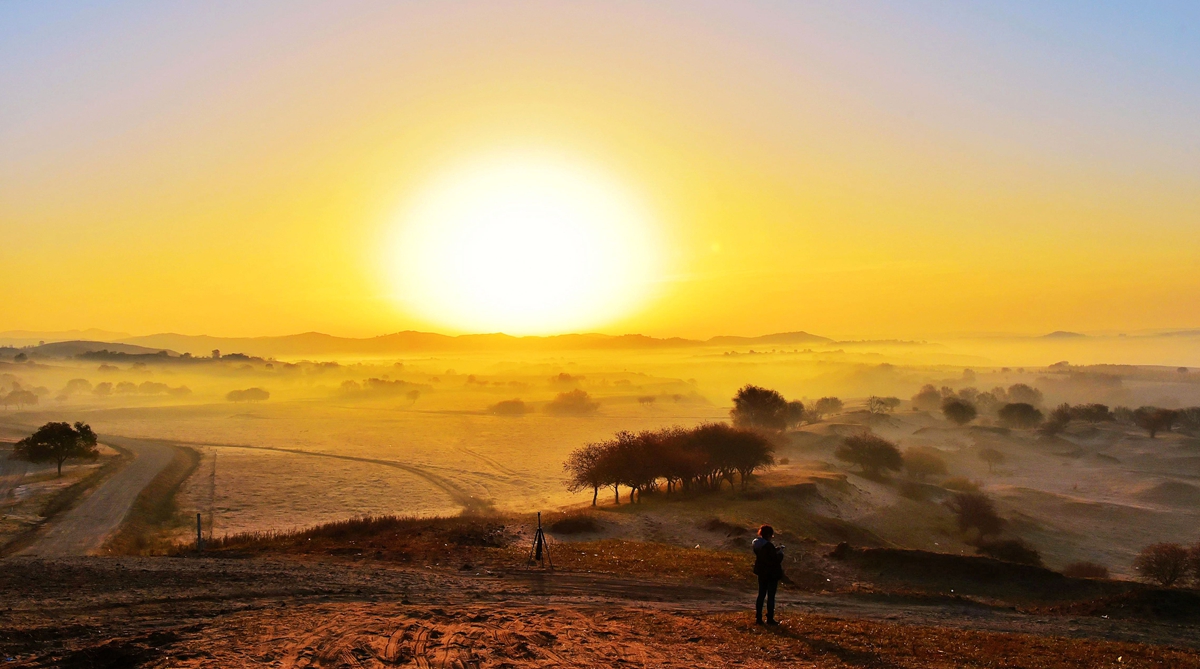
752 524 784 625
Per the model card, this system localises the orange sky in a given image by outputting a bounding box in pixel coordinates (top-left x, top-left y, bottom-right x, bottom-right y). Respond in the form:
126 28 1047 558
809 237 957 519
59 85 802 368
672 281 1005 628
2 2 1198 339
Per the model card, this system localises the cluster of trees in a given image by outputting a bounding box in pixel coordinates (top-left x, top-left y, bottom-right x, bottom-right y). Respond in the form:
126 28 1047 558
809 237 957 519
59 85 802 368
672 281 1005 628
913 383 1043 415
10 421 99 476
340 378 425 403
1 388 39 409
564 423 775 505
545 389 600 415
1133 542 1200 587
729 385 842 431
946 490 1042 565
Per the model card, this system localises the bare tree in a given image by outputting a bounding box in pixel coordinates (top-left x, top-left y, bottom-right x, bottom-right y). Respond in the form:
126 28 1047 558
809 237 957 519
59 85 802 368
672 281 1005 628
1133 543 1189 587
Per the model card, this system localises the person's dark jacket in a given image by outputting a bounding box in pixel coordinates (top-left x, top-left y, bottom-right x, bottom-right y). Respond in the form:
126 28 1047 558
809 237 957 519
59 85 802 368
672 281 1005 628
752 537 784 580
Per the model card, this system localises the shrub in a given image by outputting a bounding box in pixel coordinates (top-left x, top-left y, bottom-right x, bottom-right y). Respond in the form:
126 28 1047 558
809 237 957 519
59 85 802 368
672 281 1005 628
489 399 531 416
1133 543 1189 586
226 387 270 402
545 389 600 416
1062 561 1110 579
947 492 1004 538
941 398 977 426
976 539 1042 566
998 403 1043 429
835 433 903 477
911 385 943 413
902 446 947 480
548 514 601 535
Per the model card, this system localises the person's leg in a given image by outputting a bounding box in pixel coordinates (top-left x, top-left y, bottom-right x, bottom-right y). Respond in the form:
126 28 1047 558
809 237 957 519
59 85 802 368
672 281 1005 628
766 578 779 622
755 577 767 623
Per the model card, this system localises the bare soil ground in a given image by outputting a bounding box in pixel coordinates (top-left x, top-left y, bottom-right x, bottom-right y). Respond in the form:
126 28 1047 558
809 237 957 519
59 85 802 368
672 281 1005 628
2 555 1199 668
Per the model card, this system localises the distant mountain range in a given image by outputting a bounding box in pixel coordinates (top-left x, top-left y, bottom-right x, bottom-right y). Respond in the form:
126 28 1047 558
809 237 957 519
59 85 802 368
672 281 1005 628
2 330 834 359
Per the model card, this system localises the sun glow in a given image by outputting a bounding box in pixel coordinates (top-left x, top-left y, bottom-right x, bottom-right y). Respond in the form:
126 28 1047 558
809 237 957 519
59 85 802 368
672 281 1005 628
387 153 663 335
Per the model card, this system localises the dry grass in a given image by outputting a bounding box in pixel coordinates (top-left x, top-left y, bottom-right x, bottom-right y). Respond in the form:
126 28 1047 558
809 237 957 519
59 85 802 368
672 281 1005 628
548 538 753 582
705 611 1200 668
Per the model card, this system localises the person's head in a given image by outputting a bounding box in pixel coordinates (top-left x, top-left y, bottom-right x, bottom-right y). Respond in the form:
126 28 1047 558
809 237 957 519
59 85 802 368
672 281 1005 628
758 524 774 539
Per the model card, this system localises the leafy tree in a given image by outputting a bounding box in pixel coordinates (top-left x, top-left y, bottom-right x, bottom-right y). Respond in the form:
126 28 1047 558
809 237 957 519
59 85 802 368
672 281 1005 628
1005 383 1043 407
730 385 788 431
564 441 612 506
867 396 902 415
903 446 947 480
835 434 902 477
406 389 421 404
811 397 843 419
941 398 977 426
911 385 943 413
978 447 1006 473
1133 407 1178 438
998 403 1043 429
11 421 99 476
785 400 806 428
1133 543 1189 587
4 389 38 409
947 492 1004 539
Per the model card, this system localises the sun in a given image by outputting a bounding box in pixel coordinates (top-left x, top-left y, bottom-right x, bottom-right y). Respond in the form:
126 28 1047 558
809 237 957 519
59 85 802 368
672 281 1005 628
386 153 663 335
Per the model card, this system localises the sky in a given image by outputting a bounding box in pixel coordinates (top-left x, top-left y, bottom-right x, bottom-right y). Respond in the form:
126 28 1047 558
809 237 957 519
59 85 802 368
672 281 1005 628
2 1 1198 339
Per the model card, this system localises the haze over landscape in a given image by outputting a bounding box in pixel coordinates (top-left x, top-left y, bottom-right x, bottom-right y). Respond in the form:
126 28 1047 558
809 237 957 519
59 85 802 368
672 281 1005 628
3 3 1200 668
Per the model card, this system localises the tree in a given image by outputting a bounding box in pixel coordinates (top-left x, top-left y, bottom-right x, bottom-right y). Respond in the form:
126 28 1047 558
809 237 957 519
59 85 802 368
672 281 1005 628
811 397 843 419
941 398 977 426
947 492 1004 539
564 441 611 506
867 396 901 414
978 447 1005 473
730 385 788 431
5 389 38 409
911 385 943 413
489 399 530 416
1005 383 1043 406
1133 543 1189 587
785 400 806 428
903 446 947 480
1134 407 1178 438
998 403 1043 429
835 434 902 477
545 389 599 416
406 389 421 405
1177 408 1200 436
11 421 100 477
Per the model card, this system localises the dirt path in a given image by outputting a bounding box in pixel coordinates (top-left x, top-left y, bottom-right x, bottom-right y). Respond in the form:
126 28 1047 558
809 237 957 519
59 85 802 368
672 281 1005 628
17 437 174 557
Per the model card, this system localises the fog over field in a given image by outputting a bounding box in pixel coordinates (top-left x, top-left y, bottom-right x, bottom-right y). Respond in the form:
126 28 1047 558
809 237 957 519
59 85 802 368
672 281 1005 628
3 330 1199 578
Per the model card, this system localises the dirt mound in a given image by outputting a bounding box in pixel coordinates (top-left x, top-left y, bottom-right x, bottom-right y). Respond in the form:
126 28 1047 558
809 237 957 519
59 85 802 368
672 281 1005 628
1132 480 1200 507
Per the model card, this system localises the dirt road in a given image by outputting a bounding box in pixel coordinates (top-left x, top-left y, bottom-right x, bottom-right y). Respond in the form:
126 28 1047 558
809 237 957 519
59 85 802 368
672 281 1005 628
17 437 174 557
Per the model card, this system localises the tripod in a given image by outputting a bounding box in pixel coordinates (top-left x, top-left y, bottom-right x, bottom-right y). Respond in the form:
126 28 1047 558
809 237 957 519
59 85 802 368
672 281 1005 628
528 511 553 569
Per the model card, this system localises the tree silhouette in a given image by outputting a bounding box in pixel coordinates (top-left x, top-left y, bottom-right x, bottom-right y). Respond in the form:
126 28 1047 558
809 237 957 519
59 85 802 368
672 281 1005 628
941 398 977 426
12 421 99 476
835 433 902 477
1134 407 1178 438
978 447 1005 473
1133 543 1189 587
730 385 788 431
998 403 1042 429
947 492 1004 539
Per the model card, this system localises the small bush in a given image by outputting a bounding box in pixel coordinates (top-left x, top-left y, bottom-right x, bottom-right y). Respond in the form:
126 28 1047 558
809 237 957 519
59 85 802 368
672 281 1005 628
903 446 947 480
1062 561 1110 579
545 389 600 416
947 492 1004 538
548 514 601 535
836 433 903 477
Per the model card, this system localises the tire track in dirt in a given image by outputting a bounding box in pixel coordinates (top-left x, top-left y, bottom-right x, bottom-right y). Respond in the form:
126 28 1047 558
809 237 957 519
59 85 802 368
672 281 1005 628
456 445 519 477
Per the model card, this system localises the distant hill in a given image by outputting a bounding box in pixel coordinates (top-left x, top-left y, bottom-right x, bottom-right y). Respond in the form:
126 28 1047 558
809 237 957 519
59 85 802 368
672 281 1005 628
27 340 176 358
115 329 835 358
0 329 131 347
1043 331 1087 339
